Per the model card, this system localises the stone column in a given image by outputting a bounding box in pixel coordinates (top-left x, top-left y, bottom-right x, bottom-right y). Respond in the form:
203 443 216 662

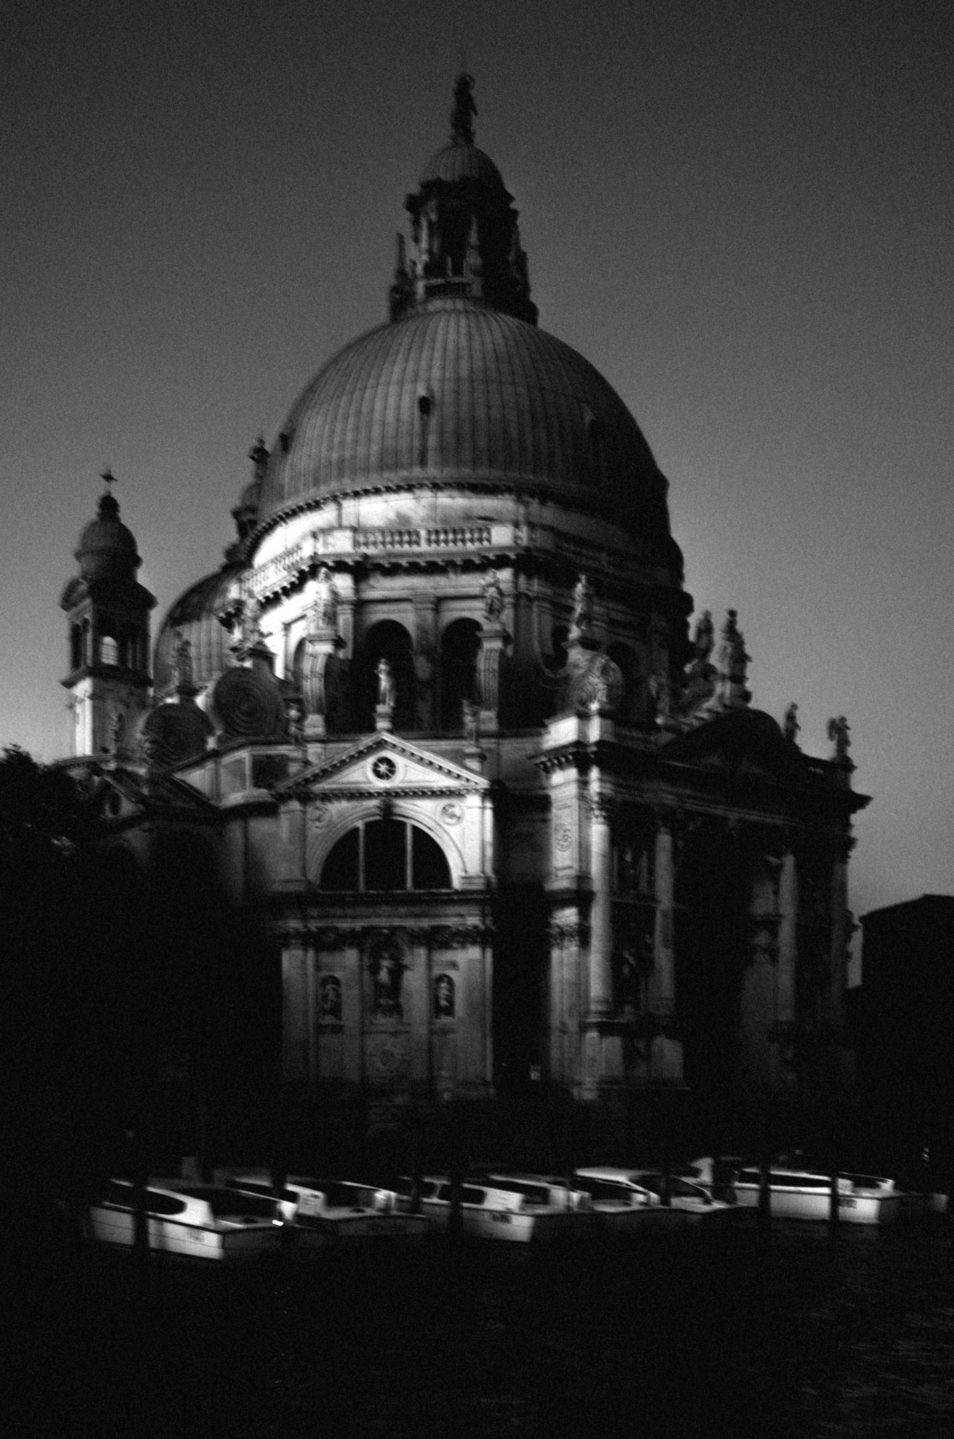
586 784 615 1017
649 817 682 1083
281 938 311 1081
829 843 851 1033
477 621 508 735
650 821 676 1016
776 850 798 1028
413 595 438 729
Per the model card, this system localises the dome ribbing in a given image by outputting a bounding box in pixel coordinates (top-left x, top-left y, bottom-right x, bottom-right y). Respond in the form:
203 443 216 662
255 297 670 542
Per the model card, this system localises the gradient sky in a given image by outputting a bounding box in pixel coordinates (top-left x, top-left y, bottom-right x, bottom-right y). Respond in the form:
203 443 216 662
2 0 952 947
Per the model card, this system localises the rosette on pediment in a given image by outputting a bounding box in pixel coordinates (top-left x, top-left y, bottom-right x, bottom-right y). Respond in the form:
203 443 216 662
211 665 287 740
570 651 625 714
139 702 213 770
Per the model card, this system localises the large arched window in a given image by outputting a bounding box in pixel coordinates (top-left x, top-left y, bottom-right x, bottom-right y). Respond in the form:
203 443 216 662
440 618 480 729
357 621 414 731
321 819 451 892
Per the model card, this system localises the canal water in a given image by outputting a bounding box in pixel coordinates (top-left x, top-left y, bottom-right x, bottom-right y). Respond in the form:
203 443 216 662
9 1218 954 1438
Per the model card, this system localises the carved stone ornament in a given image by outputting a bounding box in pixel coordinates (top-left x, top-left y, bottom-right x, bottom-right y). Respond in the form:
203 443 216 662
440 801 463 824
572 651 624 714
309 566 339 632
212 665 286 740
586 790 616 824
139 701 213 770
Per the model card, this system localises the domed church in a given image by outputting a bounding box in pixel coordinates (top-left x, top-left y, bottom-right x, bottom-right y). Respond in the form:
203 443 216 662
61 78 867 1145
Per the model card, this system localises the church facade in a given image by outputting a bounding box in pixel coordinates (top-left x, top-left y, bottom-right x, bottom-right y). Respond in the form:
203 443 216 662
60 79 867 1143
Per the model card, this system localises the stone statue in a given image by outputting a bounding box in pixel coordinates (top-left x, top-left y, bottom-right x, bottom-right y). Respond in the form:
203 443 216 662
451 73 477 144
827 714 851 761
482 569 505 623
371 940 404 1019
311 566 339 630
173 630 194 689
286 698 304 746
571 573 594 634
648 671 671 722
376 657 394 709
109 704 126 753
242 589 263 646
462 697 479 743
692 610 714 665
717 609 748 682
783 702 800 744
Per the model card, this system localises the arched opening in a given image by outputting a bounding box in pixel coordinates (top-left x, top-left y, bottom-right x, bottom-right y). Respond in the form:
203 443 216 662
440 618 480 729
357 621 414 731
320 819 452 892
99 633 119 666
675 829 753 1130
606 642 637 721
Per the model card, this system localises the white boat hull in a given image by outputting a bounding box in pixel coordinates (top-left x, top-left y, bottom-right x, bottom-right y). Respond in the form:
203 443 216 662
424 1200 595 1242
85 1205 282 1260
732 1185 902 1225
288 1213 432 1250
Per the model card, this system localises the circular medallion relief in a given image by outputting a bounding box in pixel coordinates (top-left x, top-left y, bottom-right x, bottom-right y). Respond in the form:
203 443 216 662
375 1043 401 1074
370 756 397 782
440 801 463 825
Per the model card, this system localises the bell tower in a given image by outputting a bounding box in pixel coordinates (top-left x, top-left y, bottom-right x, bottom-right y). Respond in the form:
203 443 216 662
60 472 156 759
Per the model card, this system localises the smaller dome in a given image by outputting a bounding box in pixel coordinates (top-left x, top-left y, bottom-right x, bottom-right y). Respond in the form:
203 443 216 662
153 563 244 693
76 487 141 582
420 141 505 189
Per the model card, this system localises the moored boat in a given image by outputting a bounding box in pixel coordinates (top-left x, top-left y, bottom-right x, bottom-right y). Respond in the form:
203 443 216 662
84 1179 284 1260
574 1167 750 1231
692 1159 903 1224
220 1172 432 1249
393 1174 596 1242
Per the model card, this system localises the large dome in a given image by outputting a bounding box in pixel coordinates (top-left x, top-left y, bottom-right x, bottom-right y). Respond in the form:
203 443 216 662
255 296 671 541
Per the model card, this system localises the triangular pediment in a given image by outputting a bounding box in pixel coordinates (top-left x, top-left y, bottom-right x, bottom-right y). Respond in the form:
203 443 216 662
662 709 803 785
274 733 489 800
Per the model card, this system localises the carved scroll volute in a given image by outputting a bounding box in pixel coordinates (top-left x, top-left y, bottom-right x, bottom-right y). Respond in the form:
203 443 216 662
301 647 329 717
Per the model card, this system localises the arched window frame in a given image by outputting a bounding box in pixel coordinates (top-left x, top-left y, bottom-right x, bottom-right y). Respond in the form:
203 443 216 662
314 806 460 892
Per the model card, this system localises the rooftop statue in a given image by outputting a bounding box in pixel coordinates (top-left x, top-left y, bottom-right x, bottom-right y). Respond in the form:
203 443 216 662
173 630 194 688
451 72 477 144
717 609 748 683
693 609 714 664
783 702 800 744
827 714 851 762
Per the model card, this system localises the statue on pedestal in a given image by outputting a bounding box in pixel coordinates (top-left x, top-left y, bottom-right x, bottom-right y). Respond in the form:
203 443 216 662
827 714 851 761
482 569 505 623
376 657 395 710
